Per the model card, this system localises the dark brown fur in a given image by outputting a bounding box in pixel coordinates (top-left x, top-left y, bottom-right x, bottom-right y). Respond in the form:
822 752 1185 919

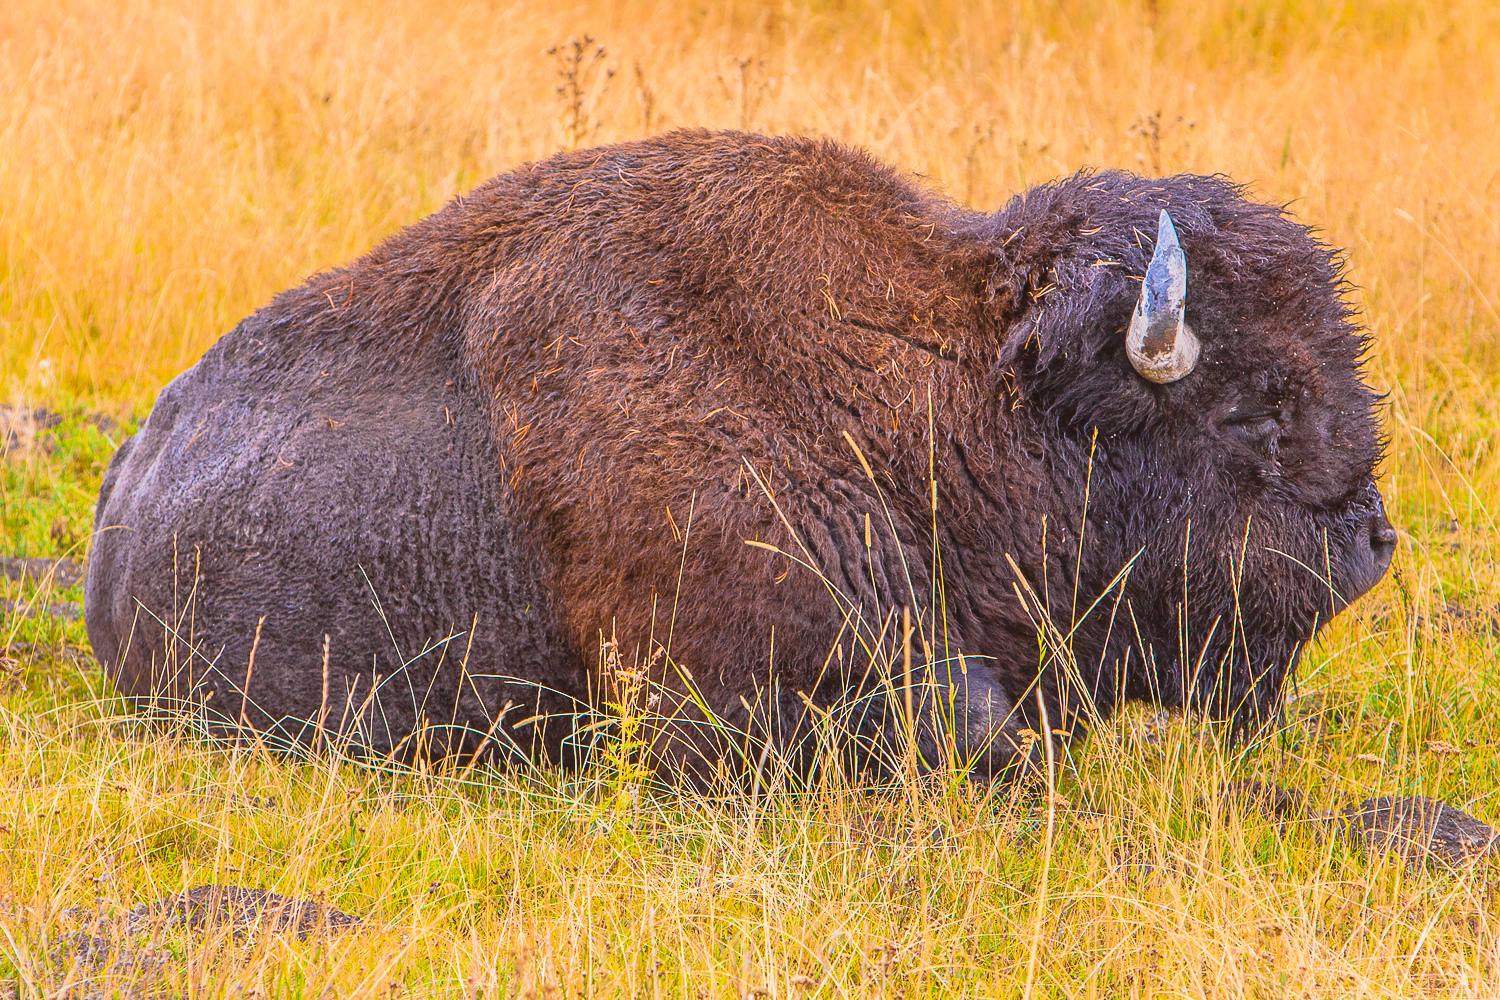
85 130 1392 780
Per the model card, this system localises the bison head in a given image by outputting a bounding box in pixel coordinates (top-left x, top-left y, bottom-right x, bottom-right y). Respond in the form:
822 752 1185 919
987 171 1391 737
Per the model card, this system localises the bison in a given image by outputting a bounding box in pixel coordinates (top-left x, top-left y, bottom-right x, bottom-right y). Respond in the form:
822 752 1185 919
84 129 1393 780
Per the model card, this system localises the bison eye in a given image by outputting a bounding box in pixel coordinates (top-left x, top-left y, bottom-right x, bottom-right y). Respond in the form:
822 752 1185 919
1220 410 1281 451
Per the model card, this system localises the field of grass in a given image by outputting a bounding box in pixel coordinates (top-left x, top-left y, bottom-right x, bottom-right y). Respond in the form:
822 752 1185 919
3 0 1500 995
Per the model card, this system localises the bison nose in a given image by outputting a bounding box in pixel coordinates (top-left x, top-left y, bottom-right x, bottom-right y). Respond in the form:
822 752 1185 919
1368 514 1397 570
1332 492 1396 616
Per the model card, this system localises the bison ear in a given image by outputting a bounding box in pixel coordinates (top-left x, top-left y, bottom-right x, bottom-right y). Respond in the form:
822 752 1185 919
985 260 1067 374
982 253 1030 322
983 211 1081 368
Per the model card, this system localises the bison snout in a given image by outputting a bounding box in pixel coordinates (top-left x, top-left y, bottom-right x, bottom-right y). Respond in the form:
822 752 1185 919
1368 513 1398 568
1335 499 1396 613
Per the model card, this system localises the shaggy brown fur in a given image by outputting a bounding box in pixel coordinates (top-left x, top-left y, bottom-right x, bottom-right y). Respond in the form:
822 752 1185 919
85 129 1392 780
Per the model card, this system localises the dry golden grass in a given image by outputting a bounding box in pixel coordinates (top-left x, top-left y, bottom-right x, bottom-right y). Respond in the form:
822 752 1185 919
3 0 1500 996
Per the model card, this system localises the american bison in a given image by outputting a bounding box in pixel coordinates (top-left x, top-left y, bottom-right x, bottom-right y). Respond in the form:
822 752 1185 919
85 129 1393 780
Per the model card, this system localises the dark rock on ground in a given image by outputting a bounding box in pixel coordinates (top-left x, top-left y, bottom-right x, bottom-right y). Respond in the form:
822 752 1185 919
197 791 281 812
1396 601 1500 638
1 597 82 621
1340 795 1500 868
54 908 170 978
0 406 61 456
0 558 86 622
0 641 93 668
1 407 117 458
129 885 362 937
54 885 361 974
1221 780 1308 821
1 557 85 589
1221 780 1499 869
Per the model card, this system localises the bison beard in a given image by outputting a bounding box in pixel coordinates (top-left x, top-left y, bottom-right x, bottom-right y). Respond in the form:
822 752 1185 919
84 130 1393 781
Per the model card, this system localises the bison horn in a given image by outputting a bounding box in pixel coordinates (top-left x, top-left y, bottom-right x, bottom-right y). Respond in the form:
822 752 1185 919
1126 209 1200 384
